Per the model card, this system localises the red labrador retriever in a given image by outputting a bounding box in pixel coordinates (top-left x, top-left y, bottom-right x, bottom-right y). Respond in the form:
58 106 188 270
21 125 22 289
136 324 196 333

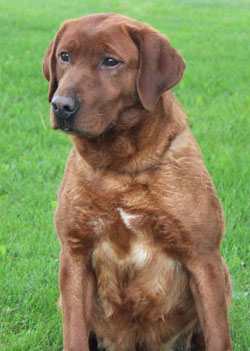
43 13 232 351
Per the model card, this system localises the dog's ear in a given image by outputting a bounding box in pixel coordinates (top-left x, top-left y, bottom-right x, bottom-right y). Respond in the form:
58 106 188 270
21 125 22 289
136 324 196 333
42 35 59 102
127 26 185 111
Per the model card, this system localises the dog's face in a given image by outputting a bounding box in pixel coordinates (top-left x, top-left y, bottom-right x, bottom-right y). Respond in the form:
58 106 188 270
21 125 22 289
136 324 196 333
43 14 185 139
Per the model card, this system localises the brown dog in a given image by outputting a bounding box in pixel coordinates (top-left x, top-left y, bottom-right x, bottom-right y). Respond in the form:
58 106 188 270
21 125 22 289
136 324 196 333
43 13 232 351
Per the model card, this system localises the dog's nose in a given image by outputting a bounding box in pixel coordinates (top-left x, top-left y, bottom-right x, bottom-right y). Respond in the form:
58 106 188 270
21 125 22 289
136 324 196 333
51 95 79 119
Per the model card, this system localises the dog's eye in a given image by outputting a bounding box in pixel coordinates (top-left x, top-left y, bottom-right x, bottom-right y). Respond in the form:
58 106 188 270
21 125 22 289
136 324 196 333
103 57 120 67
60 52 70 63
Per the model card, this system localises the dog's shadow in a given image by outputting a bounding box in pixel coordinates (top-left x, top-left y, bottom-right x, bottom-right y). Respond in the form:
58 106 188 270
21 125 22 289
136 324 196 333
88 335 203 351
89 335 99 351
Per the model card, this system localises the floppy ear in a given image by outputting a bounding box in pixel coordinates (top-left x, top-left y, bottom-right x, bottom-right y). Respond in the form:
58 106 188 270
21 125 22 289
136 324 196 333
42 37 59 102
128 26 185 111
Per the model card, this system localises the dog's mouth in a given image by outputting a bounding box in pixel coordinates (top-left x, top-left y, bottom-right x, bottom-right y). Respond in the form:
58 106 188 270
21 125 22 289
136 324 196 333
53 122 101 140
53 119 74 133
53 117 117 141
61 125 72 133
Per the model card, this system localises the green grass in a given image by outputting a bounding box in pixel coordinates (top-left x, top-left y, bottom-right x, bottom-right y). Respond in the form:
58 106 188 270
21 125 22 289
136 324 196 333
0 0 249 350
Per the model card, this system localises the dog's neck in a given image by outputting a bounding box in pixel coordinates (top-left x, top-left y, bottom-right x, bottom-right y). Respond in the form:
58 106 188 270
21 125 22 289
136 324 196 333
72 92 187 174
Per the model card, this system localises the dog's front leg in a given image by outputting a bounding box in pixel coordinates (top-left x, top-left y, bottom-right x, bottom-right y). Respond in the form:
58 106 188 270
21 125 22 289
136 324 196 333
186 252 232 351
59 248 94 351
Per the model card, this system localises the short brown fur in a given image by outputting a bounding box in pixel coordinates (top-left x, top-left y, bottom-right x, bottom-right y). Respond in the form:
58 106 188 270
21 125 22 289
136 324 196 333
43 13 232 351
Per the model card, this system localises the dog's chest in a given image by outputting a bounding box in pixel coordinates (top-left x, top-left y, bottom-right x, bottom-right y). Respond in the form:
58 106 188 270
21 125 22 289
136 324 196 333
91 207 190 320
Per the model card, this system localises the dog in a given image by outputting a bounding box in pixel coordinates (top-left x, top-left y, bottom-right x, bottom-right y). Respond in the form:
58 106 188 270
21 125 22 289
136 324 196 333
43 13 232 351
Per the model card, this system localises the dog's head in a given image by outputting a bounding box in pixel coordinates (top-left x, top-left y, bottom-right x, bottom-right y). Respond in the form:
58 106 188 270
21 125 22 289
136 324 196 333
43 13 185 139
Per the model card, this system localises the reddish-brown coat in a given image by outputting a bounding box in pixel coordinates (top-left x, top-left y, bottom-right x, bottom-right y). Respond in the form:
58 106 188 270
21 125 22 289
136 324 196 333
43 13 232 351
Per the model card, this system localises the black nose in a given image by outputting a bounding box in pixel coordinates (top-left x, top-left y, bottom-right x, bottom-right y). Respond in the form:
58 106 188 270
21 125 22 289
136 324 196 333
51 95 79 119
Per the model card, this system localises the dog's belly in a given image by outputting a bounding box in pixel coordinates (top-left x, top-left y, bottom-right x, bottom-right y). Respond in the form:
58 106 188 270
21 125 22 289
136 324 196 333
91 209 196 347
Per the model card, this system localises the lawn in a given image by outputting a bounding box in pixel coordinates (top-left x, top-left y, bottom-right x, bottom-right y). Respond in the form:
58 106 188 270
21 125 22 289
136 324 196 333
0 0 249 350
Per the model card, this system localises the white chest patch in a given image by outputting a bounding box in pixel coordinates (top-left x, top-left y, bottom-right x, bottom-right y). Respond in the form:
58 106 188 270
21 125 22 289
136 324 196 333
131 241 150 266
117 208 149 266
117 208 140 230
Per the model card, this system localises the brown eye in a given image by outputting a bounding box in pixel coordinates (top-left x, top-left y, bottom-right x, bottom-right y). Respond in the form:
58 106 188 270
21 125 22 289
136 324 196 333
60 52 70 62
102 57 120 67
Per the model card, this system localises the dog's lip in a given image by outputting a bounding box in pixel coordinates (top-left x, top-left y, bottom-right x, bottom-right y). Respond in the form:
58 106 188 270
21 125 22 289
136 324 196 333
52 124 96 139
53 124 72 132
52 117 116 140
52 118 74 133
62 125 71 132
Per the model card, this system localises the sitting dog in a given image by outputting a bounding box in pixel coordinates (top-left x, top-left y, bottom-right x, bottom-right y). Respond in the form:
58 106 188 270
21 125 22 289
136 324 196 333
43 13 232 351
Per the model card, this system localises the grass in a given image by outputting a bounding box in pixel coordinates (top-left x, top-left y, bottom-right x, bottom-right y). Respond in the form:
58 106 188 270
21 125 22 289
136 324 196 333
0 0 249 350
